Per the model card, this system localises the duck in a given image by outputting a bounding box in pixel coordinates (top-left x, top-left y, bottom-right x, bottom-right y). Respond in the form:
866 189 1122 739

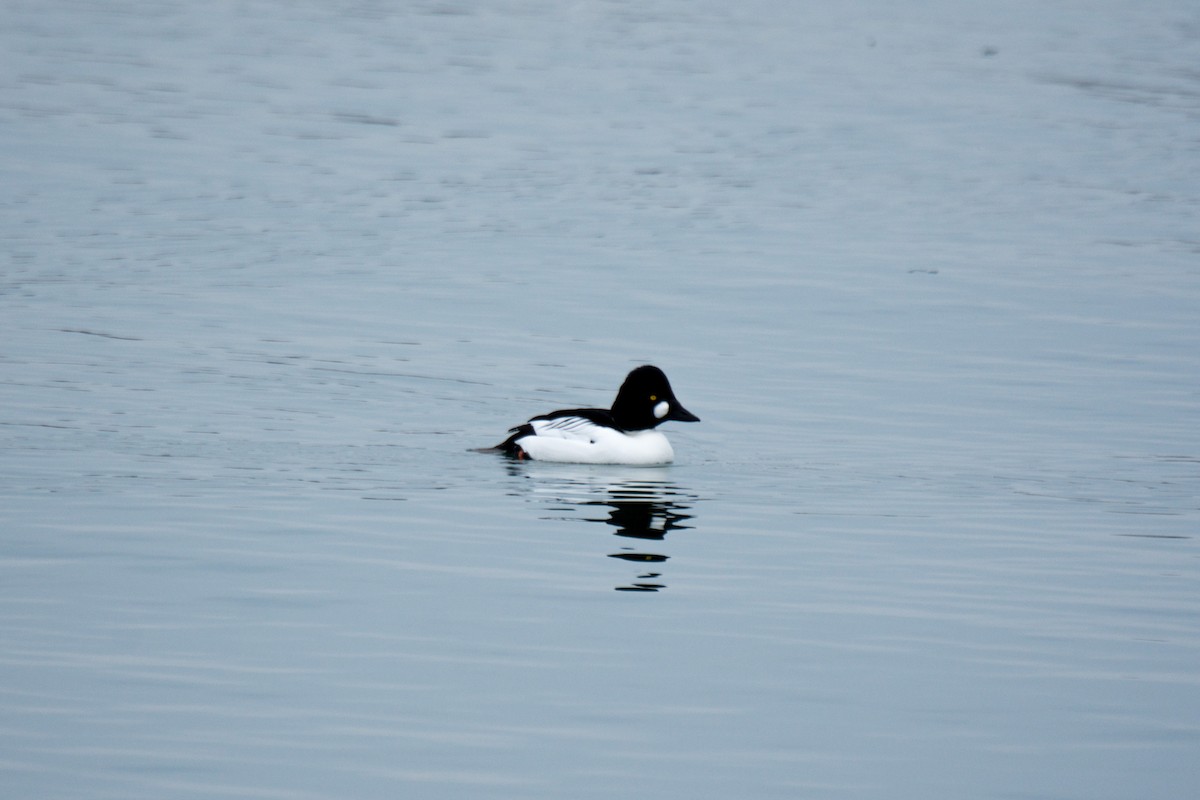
490 365 699 464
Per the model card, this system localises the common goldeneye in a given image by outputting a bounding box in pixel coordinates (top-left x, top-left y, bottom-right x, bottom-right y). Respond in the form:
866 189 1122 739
491 365 699 465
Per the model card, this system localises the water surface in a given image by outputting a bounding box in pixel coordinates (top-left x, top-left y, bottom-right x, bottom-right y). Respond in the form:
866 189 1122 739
2 1 1198 798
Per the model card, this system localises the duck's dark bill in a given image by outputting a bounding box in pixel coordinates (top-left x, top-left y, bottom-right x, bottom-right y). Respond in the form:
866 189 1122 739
667 404 700 423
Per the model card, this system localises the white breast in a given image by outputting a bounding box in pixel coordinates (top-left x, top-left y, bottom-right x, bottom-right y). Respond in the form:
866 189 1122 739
519 419 675 465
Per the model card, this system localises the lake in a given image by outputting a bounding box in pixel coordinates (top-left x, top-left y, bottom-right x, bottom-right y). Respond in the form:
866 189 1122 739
2 1 1198 798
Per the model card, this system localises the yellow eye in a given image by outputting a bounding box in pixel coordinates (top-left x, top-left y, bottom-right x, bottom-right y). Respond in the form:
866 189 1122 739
650 395 657 401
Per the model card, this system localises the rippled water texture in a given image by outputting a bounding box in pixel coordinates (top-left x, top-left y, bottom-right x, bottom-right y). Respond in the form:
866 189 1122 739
2 1 1198 798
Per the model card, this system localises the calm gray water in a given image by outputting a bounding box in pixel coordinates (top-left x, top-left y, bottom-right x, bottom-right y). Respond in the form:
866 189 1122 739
2 1 1198 798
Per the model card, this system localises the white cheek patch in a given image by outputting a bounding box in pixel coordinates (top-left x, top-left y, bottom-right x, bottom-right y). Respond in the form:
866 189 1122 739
653 400 670 419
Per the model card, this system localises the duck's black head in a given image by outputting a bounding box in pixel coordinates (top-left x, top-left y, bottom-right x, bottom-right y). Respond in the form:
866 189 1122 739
609 365 700 431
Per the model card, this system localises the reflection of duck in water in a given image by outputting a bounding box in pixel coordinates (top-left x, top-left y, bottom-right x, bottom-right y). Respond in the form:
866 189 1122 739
582 482 694 540
589 482 695 592
502 466 699 592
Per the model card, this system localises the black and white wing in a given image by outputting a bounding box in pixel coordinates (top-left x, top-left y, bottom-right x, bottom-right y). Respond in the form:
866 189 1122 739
496 408 618 455
528 413 609 441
